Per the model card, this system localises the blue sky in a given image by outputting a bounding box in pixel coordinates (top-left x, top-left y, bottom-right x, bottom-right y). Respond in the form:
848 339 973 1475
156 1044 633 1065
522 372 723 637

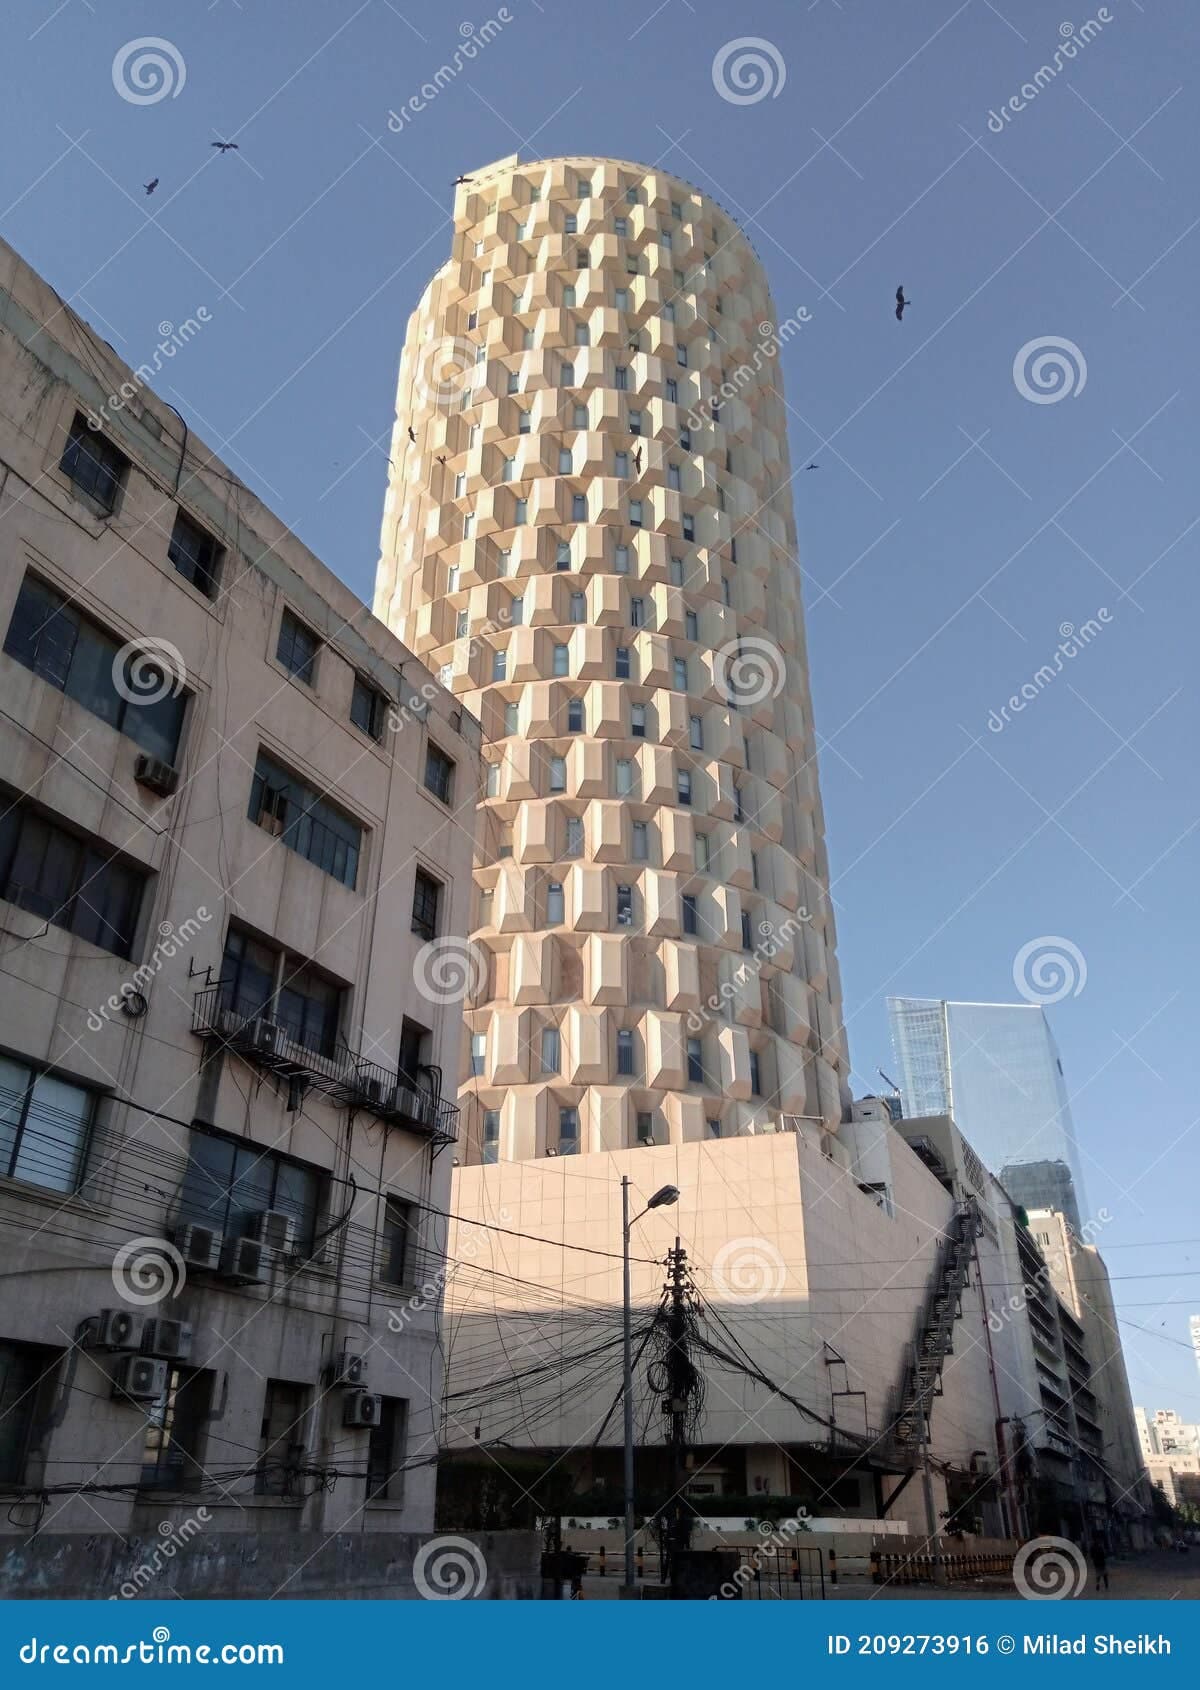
3 0 1197 1414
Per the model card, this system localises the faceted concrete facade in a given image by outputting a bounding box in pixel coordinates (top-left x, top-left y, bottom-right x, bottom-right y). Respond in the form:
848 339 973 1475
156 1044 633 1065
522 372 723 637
376 154 849 1163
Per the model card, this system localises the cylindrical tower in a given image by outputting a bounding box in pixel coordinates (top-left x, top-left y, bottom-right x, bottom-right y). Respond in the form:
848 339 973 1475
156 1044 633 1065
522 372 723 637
375 153 849 1165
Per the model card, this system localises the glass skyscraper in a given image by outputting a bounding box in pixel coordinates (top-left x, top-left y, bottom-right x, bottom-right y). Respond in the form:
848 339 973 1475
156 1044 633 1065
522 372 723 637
888 997 1087 1230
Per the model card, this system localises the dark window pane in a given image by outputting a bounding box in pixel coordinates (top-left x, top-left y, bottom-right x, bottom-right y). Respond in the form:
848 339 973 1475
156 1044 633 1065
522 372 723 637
424 744 454 803
141 1367 211 1492
277 611 318 683
380 1198 415 1286
257 1380 308 1495
0 1341 56 1484
351 676 385 739
4 577 79 689
60 415 126 512
0 802 144 959
248 752 361 889
412 870 441 940
366 1398 407 1501
167 511 221 596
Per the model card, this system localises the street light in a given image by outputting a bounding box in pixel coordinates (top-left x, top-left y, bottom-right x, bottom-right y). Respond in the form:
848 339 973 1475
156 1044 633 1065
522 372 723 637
622 1178 679 1592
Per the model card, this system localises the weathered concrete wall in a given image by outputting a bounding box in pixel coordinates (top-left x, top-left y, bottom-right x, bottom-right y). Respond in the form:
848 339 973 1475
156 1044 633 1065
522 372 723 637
0 1530 541 1601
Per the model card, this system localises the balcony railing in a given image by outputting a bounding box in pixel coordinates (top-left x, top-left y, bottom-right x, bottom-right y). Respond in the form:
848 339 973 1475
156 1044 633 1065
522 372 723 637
191 984 459 1147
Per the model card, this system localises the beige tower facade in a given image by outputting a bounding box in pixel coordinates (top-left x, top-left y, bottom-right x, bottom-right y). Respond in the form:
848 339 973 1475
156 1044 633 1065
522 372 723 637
375 154 848 1163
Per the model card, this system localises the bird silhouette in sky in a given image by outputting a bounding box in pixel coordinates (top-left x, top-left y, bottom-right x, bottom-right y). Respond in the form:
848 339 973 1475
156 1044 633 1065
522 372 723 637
211 140 239 152
144 178 159 195
453 175 473 186
804 462 819 471
895 286 910 322
407 426 417 444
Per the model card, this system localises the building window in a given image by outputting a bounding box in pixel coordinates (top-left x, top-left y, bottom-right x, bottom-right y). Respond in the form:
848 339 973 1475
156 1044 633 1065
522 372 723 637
614 216 628 238
567 697 585 733
689 714 703 750
734 785 745 822
616 885 633 928
463 512 475 540
677 345 688 368
367 1398 408 1502
573 404 589 428
614 451 629 479
570 592 586 624
749 1049 762 1096
424 743 455 804
256 1380 309 1496
456 611 469 639
681 893 698 936
574 324 589 347
557 448 573 475
482 1109 501 1164
677 769 692 806
219 928 342 1059
411 868 442 941
630 596 645 627
500 458 515 484
614 544 630 574
576 177 591 197
669 556 684 587
674 657 688 691
666 378 678 404
636 1111 655 1144
0 1341 57 1484
614 288 630 312
615 646 631 680
632 820 648 860
707 1117 721 1138
168 510 221 597
485 762 499 797
503 702 519 735
546 881 564 925
492 649 507 682
276 610 319 684
617 1029 635 1074
563 284 577 306
668 463 681 490
249 751 362 888
615 758 632 796
518 410 531 434
60 413 127 512
507 371 520 394
380 1196 417 1287
141 1367 212 1493
350 676 386 740
565 817 584 858
0 800 146 960
671 200 683 220
556 539 572 568
750 851 760 890
553 644 569 677
663 303 675 323
695 832 710 872
0 1056 97 1194
630 702 646 737
722 576 732 607
549 755 566 793
572 494 587 522
5 575 187 764
628 500 643 529
561 361 575 388
509 595 524 627
741 909 753 950
682 513 695 542
541 1026 561 1075
729 537 738 564
680 427 691 450
558 1107 579 1154
614 366 629 391
178 1123 322 1255
686 1037 705 1085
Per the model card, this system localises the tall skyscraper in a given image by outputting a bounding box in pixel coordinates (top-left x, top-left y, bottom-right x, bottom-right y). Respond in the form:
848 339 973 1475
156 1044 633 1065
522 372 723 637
376 153 849 1160
888 997 1087 1229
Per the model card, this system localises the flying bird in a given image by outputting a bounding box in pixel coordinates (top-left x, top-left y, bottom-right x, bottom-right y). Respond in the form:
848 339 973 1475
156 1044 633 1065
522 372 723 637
211 140 239 152
144 178 159 195
632 446 643 472
436 455 447 466
407 426 417 444
895 286 910 322
453 174 474 186
804 462 819 471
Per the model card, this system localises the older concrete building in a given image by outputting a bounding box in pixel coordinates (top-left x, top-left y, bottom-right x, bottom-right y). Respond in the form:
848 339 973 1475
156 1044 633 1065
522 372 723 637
0 237 481 1565
375 153 849 1164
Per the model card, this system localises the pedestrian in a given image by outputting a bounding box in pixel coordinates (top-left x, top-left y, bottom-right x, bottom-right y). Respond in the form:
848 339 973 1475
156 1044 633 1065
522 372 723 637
1091 1541 1109 1592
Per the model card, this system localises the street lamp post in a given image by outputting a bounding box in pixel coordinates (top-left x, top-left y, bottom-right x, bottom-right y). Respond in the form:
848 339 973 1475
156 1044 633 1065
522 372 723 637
622 1177 679 1592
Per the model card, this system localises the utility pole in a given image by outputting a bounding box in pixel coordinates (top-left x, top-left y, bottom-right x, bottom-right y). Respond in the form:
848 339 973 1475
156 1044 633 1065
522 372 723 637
621 1176 636 1591
664 1237 695 1581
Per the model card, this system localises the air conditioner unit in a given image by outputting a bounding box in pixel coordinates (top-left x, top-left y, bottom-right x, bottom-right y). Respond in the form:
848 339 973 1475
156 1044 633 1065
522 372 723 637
173 1223 221 1271
253 1019 283 1055
343 1390 382 1429
357 1075 386 1106
245 1209 296 1253
91 1309 145 1352
330 1350 368 1389
215 1008 244 1040
133 753 179 798
220 1236 271 1285
142 1318 193 1361
112 1354 169 1402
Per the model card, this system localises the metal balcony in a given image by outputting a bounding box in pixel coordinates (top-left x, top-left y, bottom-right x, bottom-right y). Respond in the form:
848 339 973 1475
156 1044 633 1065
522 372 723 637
191 984 459 1147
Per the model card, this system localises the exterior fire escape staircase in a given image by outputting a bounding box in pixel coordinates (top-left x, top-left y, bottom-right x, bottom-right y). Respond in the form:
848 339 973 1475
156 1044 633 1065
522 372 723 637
884 1199 983 1468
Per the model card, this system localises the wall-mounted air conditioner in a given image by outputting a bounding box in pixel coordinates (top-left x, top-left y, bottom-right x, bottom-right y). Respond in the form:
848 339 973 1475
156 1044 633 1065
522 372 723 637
90 1309 145 1352
329 1350 368 1389
173 1223 222 1270
253 1019 283 1055
342 1391 382 1429
245 1210 296 1253
220 1236 271 1285
133 753 179 797
142 1318 193 1361
112 1354 169 1402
